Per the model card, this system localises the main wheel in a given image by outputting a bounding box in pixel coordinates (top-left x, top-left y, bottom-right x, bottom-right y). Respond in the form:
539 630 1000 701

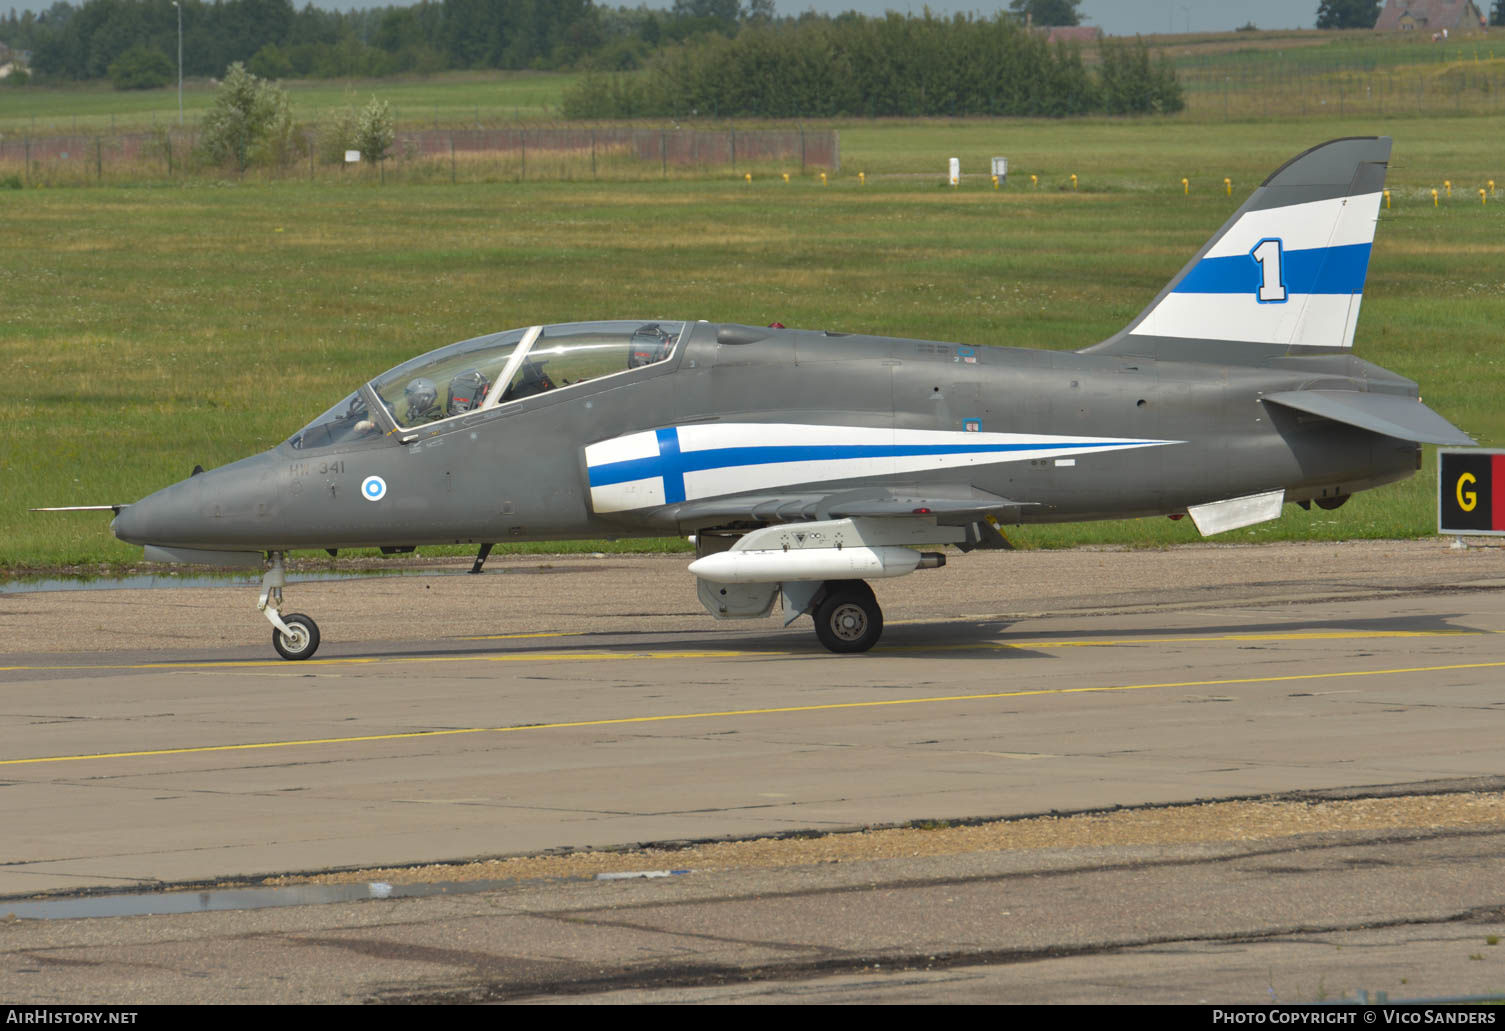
273 613 321 661
812 583 883 654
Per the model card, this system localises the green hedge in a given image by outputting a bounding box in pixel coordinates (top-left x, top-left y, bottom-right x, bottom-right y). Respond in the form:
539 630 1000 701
564 15 1183 119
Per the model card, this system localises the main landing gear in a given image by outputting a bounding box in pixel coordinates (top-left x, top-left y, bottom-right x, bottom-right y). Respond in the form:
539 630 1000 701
810 580 884 654
259 551 321 660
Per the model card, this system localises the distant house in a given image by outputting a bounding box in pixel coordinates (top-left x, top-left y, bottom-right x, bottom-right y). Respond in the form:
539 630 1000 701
0 43 26 80
1375 0 1488 32
1045 25 1104 45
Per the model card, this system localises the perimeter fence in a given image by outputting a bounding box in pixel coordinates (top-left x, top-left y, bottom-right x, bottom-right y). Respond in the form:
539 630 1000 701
0 125 840 187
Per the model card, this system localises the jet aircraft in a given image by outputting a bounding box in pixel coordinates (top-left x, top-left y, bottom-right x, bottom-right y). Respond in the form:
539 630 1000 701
69 137 1474 658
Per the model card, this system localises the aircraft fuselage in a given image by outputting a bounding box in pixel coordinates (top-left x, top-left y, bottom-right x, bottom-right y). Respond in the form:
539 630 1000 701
91 137 1473 659
111 323 1420 554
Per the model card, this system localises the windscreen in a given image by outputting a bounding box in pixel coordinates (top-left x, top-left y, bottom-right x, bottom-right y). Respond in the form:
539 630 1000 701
288 391 382 451
370 327 530 428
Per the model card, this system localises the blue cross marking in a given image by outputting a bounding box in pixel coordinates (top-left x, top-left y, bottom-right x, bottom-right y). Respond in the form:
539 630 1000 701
589 428 1153 506
654 427 686 504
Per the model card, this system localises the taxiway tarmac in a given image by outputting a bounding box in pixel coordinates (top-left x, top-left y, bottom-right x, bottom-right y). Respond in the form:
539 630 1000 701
2 540 1504 1002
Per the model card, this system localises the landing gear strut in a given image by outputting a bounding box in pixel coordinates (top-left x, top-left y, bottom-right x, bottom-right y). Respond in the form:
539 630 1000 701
811 579 883 654
259 551 321 660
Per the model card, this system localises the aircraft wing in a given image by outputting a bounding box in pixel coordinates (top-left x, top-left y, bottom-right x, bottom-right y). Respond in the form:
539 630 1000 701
666 484 1029 526
1261 390 1474 446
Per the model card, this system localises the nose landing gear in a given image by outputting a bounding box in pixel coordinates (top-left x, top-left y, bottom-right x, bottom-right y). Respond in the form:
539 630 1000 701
259 551 321 660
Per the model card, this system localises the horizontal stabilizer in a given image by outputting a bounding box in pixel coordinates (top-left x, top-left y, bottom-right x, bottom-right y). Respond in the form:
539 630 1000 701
1262 390 1474 445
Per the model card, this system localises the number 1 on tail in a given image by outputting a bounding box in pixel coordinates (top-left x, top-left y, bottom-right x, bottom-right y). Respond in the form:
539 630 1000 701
1250 238 1287 303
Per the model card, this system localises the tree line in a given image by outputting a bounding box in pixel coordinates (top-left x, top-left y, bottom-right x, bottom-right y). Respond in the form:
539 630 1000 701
0 0 770 84
563 14 1183 119
0 1 1182 120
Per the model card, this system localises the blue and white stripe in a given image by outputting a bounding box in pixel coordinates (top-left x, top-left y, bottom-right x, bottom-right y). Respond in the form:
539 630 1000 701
1132 192 1382 348
585 424 1177 514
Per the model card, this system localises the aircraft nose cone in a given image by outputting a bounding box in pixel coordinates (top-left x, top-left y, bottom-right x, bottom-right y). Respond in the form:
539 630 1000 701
110 483 196 546
109 505 139 543
112 450 288 549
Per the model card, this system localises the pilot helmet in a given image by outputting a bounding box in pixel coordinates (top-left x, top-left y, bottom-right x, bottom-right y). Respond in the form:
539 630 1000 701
405 377 438 414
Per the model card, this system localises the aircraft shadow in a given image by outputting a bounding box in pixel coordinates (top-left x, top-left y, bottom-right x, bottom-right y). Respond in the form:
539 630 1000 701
302 610 1480 665
958 611 1479 643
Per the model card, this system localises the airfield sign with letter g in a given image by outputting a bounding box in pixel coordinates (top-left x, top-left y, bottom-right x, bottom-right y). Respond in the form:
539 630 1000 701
1439 449 1505 536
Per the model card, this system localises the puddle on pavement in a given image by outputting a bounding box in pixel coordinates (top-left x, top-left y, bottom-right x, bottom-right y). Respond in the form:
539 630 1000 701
3 869 689 920
0 570 454 594
3 879 522 920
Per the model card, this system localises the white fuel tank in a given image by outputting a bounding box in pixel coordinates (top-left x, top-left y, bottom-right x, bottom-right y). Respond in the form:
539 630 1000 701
688 546 924 584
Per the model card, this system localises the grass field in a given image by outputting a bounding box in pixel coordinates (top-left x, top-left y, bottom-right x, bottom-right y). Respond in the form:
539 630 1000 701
1158 25 1503 72
1 113 1502 572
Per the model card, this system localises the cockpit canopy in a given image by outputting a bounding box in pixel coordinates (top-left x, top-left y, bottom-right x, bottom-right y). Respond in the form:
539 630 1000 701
289 320 685 450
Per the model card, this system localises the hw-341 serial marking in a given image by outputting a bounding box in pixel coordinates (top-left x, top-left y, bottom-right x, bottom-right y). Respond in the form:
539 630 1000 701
290 461 346 478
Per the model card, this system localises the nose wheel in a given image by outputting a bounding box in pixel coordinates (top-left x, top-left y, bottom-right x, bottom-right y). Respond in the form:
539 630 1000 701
811 580 883 653
259 552 322 660
272 613 321 660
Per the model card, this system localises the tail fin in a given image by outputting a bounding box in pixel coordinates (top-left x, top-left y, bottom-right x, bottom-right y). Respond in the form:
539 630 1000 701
1086 136 1390 362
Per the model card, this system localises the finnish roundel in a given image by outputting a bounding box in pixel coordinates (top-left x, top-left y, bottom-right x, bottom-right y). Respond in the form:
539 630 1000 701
361 475 387 502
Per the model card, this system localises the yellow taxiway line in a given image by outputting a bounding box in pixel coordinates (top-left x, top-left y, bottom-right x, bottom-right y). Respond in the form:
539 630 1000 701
0 628 1482 675
4 657 1504 767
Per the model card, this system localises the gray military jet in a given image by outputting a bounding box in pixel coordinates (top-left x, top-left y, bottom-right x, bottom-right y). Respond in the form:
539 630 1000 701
84 137 1474 658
